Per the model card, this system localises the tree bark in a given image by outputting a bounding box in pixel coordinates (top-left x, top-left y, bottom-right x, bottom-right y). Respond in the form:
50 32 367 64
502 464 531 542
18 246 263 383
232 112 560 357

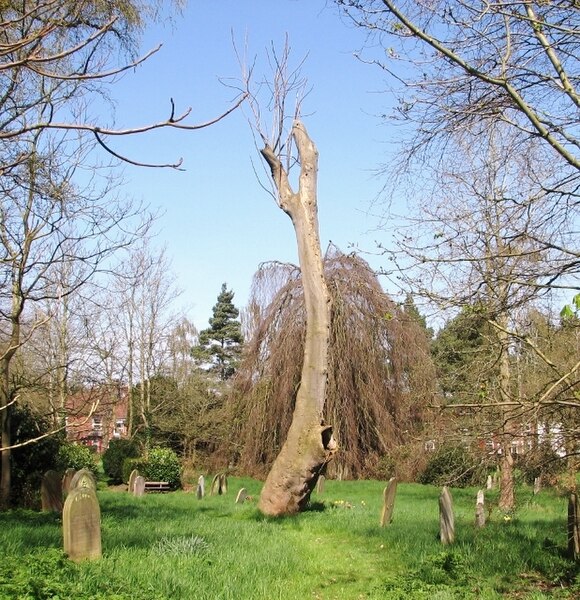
257 121 336 516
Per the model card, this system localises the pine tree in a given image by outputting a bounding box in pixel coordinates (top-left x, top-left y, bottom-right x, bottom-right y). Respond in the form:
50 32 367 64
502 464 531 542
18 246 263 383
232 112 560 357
195 284 243 380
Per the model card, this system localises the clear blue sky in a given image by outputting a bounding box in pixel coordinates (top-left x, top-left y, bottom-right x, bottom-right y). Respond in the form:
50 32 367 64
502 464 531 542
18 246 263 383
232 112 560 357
109 1 398 329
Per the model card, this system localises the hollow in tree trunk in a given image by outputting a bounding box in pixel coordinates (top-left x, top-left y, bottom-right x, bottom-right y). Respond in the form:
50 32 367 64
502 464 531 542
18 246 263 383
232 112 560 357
257 121 336 516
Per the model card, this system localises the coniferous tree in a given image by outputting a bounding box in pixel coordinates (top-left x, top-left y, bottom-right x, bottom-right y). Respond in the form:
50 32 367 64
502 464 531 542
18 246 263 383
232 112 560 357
195 284 243 381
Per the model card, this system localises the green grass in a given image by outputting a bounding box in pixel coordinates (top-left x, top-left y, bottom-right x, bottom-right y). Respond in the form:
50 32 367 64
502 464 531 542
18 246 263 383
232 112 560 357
0 478 578 599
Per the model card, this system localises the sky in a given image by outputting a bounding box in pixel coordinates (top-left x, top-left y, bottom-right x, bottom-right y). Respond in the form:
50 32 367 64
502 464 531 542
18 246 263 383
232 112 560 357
107 1 399 329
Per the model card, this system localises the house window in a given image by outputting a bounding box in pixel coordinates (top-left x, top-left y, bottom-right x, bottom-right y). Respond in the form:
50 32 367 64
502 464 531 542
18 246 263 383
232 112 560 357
92 417 103 432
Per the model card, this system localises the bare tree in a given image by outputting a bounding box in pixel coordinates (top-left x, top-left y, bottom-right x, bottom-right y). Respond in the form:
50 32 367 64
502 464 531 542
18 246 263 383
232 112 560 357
243 45 336 516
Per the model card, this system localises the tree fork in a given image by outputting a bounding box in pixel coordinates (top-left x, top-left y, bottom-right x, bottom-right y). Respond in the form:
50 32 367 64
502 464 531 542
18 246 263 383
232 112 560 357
258 121 336 516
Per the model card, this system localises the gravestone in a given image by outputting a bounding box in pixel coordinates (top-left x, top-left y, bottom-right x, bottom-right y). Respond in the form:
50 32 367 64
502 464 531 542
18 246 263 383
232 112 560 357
235 488 248 504
568 492 579 561
63 486 101 562
133 475 145 497
486 475 493 490
197 475 205 499
62 468 76 496
380 477 398 527
70 468 96 491
316 475 325 494
128 469 139 494
439 486 455 545
41 470 63 512
475 489 485 528
211 473 228 495
533 476 541 495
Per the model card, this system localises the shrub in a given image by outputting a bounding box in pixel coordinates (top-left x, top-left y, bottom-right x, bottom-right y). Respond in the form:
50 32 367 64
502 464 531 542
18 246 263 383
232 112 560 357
142 447 181 490
418 444 484 488
519 442 566 486
56 442 96 473
9 406 62 508
102 438 140 484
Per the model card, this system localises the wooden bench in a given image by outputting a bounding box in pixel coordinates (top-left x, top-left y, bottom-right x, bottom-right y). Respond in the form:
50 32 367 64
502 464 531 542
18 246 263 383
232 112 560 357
144 481 170 492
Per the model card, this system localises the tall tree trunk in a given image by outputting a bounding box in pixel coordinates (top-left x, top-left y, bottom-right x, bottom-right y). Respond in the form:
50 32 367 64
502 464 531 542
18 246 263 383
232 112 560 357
258 121 336 516
497 324 515 511
0 359 11 509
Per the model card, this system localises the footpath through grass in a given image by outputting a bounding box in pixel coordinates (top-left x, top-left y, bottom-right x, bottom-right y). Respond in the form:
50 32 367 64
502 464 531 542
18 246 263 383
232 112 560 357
0 478 578 599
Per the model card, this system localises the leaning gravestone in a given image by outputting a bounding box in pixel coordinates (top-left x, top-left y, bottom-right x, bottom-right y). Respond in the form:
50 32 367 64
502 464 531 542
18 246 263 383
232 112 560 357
128 469 139 494
235 488 248 504
568 492 579 561
486 475 493 490
380 477 398 527
62 468 76 496
211 473 228 495
41 470 63 512
70 468 96 491
439 486 455 545
475 489 485 528
63 486 101 562
133 475 145 497
197 475 205 499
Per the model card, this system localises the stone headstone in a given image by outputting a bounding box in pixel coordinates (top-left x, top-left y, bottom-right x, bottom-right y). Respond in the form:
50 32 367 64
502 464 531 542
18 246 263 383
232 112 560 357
533 476 541 495
235 488 248 504
41 470 63 512
316 475 325 494
63 486 101 562
128 469 139 494
211 473 227 495
380 477 398 527
475 489 485 528
62 468 76 496
486 475 493 490
439 486 455 545
133 475 145 497
568 492 579 561
197 475 205 499
70 468 96 491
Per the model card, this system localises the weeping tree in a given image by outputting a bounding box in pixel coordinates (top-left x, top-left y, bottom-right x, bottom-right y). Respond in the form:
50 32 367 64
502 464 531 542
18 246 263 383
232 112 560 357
229 246 437 481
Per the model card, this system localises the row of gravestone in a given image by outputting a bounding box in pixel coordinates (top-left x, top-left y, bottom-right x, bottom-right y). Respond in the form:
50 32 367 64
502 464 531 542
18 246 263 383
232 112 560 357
377 476 580 557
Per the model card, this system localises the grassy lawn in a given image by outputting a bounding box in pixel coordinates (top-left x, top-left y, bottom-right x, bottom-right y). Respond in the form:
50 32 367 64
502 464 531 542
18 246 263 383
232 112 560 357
0 478 578 599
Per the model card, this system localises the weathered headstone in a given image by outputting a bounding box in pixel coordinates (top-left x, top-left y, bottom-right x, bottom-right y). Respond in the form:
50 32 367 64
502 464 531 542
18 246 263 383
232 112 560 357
211 473 228 495
475 489 485 528
197 475 205 499
568 492 579 561
316 475 325 494
41 470 63 512
62 468 76 496
133 475 145 497
380 477 398 527
486 475 493 490
533 476 541 495
439 486 455 545
128 469 139 494
70 468 96 491
63 486 101 562
235 488 248 504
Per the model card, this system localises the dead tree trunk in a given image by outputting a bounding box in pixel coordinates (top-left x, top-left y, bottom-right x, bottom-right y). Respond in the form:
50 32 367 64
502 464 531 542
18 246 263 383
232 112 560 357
257 120 336 516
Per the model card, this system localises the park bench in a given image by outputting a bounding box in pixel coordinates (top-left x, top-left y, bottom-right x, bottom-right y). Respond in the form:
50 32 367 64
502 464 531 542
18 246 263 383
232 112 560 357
144 481 170 492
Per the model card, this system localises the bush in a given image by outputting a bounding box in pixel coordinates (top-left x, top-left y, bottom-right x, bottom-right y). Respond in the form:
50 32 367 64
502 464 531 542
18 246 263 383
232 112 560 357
102 438 140 484
9 406 62 508
418 444 484 488
122 457 148 484
519 442 566 486
142 447 181 490
56 442 96 473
